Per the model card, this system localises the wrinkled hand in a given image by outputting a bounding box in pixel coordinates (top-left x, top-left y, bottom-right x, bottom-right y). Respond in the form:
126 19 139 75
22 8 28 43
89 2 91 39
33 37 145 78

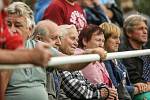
100 87 118 100
30 42 51 67
134 86 139 95
107 88 118 100
92 47 107 61
134 83 148 93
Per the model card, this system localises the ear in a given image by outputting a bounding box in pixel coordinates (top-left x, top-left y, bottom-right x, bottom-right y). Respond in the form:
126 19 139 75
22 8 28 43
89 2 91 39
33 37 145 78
28 27 33 37
35 35 43 41
82 38 87 47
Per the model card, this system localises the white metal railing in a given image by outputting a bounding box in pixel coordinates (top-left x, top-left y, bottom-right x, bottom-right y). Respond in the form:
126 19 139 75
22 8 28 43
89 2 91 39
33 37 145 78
0 49 150 69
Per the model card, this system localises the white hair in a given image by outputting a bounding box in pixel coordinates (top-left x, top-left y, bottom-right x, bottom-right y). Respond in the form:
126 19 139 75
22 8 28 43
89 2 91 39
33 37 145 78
58 24 78 39
7 2 35 28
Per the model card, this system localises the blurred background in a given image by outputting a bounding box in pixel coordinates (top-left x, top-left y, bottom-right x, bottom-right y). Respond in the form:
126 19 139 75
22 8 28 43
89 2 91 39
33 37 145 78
10 0 150 17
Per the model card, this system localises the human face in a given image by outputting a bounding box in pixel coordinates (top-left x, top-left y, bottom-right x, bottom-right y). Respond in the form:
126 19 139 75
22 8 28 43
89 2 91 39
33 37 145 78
128 21 148 44
60 32 78 55
105 33 120 52
85 31 105 49
45 30 61 49
7 14 31 42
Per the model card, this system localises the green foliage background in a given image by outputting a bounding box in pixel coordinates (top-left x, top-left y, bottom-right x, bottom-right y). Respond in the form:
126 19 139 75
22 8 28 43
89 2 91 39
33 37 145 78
134 0 150 16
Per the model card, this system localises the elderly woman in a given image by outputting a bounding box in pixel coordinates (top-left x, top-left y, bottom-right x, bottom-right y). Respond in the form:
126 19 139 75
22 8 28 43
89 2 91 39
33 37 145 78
78 24 118 100
100 22 137 99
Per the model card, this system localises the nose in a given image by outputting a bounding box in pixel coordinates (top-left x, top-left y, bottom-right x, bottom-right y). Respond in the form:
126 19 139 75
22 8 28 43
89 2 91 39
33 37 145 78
74 40 78 47
9 25 17 33
143 28 148 35
116 38 120 44
56 37 61 47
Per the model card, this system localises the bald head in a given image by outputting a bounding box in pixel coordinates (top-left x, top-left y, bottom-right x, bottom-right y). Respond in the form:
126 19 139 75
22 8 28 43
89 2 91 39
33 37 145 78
33 20 59 36
32 20 61 48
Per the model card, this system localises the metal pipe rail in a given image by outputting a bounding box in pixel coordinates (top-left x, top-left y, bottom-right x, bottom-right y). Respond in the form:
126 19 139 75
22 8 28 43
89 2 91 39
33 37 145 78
0 49 150 69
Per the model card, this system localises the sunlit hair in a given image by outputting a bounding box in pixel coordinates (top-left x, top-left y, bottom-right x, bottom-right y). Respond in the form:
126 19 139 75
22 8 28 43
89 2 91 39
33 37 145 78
99 22 121 41
78 24 104 48
58 24 78 39
7 2 35 28
123 14 147 34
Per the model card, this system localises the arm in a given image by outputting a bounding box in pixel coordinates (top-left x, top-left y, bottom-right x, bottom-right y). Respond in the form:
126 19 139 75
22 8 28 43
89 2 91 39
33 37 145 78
56 47 107 71
0 42 51 66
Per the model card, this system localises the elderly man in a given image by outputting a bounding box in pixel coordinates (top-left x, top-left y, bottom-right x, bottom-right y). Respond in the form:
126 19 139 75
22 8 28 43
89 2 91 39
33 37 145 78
3 2 52 100
0 0 50 65
0 1 51 100
120 14 150 100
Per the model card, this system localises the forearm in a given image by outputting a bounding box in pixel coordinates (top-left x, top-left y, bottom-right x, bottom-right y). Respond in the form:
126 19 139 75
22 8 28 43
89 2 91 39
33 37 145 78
55 47 106 71
55 49 96 71
0 49 33 64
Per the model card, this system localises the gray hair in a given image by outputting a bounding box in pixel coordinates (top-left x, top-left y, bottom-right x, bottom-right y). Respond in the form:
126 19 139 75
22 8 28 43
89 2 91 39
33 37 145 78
7 2 35 28
123 14 147 33
58 24 78 39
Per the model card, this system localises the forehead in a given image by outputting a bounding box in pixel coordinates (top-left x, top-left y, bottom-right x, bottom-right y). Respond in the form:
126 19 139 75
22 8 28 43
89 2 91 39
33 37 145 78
110 32 120 38
134 21 147 27
91 30 104 36
47 29 60 38
67 31 78 38
7 14 26 23
93 30 103 35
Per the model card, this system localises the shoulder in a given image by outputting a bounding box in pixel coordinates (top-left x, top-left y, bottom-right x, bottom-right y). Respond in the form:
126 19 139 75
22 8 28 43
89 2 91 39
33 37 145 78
74 48 84 54
49 47 64 57
25 39 37 48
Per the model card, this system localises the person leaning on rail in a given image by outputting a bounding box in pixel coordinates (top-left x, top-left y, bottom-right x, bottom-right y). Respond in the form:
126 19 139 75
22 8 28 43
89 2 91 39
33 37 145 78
0 0 51 66
0 1 51 100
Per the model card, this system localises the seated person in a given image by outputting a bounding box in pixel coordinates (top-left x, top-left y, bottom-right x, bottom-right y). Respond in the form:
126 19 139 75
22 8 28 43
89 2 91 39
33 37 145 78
58 24 118 100
120 14 150 100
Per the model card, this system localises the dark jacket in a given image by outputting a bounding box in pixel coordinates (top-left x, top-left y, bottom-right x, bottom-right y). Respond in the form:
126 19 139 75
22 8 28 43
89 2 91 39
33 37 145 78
119 39 147 83
104 60 134 98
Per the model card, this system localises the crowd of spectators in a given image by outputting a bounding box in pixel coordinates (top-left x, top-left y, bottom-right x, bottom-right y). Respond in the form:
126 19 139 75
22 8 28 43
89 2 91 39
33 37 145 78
0 0 150 100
